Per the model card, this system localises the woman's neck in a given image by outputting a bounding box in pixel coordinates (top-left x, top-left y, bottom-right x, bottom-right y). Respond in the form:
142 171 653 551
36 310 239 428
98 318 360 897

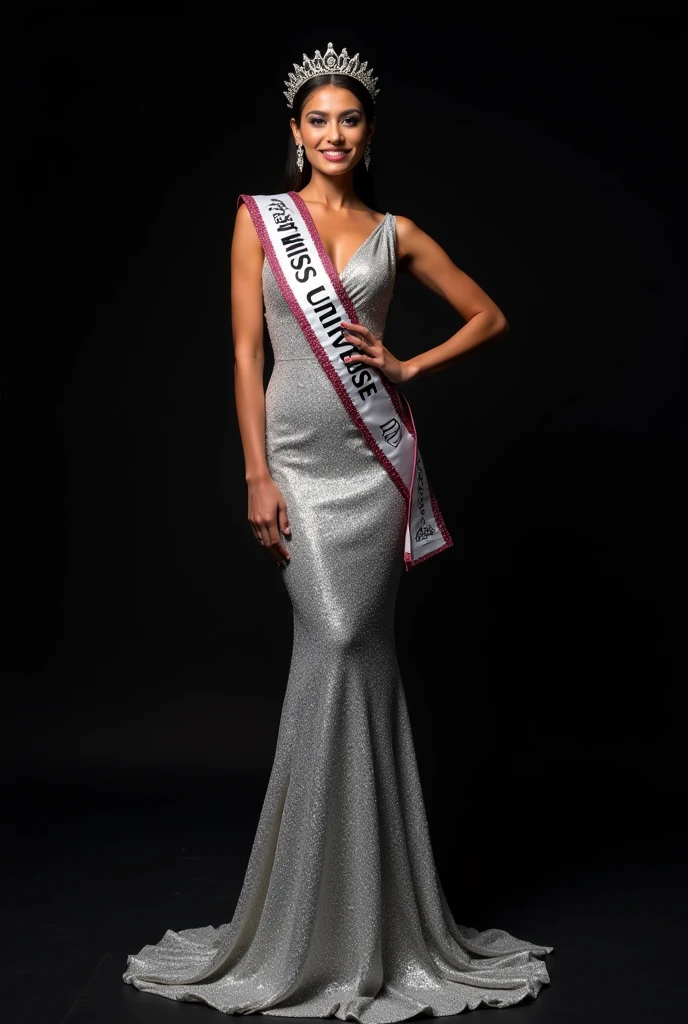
299 168 361 211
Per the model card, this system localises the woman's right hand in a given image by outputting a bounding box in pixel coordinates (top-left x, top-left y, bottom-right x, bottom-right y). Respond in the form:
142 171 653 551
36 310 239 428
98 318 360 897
247 474 291 567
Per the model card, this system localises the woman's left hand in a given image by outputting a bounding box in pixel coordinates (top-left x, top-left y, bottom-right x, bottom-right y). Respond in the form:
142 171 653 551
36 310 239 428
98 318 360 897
340 321 411 385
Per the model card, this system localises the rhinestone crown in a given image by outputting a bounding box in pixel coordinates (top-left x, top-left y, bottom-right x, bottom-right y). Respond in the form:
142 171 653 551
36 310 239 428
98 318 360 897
283 42 380 109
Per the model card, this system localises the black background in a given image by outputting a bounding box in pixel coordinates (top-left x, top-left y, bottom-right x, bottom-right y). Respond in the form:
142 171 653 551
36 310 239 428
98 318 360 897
4 9 686 893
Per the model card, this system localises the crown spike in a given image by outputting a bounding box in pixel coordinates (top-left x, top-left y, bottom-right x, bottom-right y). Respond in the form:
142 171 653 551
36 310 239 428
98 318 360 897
283 41 380 109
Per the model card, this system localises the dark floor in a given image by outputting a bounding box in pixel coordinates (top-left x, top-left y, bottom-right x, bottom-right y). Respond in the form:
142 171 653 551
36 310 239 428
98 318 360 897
3 767 686 1024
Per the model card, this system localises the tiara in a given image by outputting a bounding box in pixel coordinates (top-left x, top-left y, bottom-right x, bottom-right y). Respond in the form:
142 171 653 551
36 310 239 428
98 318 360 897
283 42 380 109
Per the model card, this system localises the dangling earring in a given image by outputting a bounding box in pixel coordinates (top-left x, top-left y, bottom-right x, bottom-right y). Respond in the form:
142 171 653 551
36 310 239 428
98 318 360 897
296 143 304 173
364 142 372 171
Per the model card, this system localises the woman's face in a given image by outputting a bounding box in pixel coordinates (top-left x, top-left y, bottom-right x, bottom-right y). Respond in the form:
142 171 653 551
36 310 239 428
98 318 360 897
291 85 374 177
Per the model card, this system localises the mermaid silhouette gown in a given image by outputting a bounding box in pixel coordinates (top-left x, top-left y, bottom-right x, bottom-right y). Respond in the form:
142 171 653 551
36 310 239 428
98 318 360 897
123 207 553 1021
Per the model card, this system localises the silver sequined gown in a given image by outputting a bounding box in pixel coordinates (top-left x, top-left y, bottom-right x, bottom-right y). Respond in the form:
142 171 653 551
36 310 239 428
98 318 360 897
123 212 553 1021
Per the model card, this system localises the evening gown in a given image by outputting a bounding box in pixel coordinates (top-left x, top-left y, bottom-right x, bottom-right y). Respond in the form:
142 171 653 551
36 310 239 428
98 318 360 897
123 208 553 1020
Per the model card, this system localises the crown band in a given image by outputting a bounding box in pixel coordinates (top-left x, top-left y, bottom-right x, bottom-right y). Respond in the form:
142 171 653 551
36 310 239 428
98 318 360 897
283 42 380 109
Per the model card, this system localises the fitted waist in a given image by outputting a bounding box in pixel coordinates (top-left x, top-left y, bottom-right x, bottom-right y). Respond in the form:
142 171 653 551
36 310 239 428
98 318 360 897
272 356 322 363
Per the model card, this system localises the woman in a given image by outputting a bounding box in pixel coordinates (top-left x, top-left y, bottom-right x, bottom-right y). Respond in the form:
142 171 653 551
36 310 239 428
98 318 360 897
123 43 553 1020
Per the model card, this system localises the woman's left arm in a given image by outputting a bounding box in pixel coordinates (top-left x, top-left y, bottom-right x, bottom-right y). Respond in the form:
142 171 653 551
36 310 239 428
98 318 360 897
341 215 508 384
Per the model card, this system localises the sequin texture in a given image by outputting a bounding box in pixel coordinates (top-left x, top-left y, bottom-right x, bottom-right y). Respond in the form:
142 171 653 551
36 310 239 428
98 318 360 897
122 213 553 1020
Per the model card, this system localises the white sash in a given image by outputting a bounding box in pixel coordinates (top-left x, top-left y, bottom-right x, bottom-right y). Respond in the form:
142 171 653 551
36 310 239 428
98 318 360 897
240 191 452 568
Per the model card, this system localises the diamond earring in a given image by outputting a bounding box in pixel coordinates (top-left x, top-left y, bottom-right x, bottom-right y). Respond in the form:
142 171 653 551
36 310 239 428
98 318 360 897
296 143 304 173
364 142 371 171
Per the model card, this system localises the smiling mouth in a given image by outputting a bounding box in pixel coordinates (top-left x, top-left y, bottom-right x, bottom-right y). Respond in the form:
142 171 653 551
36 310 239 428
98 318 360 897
320 149 351 159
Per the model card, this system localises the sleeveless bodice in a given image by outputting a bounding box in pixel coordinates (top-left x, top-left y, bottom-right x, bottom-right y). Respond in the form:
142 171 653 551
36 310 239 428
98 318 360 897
261 211 401 483
262 213 397 362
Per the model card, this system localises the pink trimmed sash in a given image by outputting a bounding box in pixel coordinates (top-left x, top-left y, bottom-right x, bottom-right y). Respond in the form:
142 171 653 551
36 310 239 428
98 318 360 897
238 192 452 568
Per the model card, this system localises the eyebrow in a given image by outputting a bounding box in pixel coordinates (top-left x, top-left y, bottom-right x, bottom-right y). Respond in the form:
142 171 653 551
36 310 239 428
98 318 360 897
305 108 362 117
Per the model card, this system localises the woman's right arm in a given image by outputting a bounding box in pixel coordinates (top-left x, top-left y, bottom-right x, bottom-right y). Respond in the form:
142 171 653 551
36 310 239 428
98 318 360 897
231 203 291 567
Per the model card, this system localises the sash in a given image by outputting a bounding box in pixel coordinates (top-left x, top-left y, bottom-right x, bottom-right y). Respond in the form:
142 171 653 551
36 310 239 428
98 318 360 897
239 191 452 568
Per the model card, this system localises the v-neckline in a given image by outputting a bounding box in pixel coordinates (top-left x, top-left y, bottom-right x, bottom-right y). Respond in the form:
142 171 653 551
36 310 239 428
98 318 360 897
289 191 388 279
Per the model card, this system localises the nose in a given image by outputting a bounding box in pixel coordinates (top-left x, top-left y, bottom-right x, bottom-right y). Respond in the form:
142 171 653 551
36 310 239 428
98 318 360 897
327 122 345 144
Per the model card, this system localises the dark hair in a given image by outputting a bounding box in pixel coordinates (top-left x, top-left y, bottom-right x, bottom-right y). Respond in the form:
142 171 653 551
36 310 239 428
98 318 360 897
283 74 378 210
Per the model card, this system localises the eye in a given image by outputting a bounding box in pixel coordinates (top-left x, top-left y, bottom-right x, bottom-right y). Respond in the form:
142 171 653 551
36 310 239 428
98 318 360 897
308 117 326 126
342 116 361 126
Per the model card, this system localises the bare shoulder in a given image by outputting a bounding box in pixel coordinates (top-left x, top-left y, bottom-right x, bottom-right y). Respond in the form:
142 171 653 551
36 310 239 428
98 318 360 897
392 214 431 262
234 200 257 235
393 214 418 236
232 201 262 254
